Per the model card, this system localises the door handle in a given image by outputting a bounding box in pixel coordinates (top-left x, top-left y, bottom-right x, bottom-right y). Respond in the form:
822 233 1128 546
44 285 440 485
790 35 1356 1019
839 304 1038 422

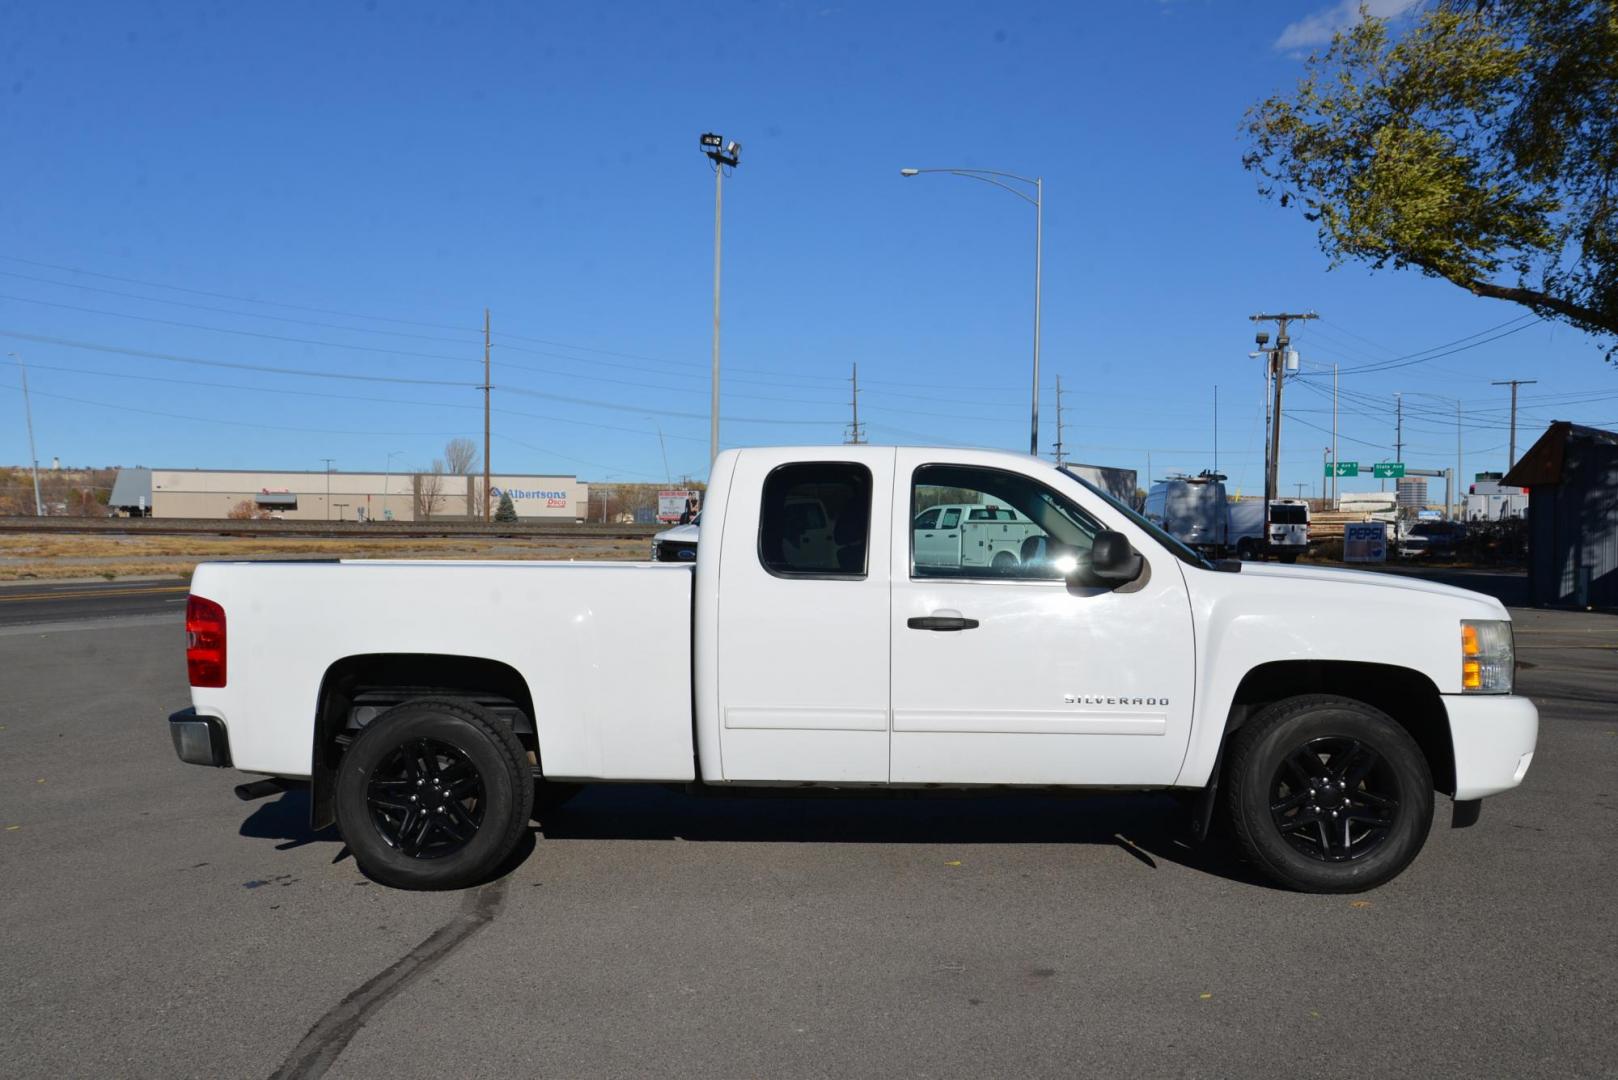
908 614 980 632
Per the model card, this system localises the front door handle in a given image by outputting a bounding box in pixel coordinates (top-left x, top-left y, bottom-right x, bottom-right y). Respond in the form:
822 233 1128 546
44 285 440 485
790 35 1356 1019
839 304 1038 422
907 614 980 632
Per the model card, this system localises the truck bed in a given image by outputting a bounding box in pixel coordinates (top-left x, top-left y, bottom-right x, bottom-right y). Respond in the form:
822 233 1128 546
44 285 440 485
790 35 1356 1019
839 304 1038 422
188 559 696 781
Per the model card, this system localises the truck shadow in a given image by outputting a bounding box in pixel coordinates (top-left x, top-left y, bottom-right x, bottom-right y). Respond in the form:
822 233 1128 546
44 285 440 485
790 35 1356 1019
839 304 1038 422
236 785 1273 888
542 785 1275 889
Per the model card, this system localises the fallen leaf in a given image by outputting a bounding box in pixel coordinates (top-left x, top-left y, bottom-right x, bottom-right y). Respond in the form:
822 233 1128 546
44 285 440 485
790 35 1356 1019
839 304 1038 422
5 825 19 831
1199 992 1213 1001
1349 900 1373 909
36 778 45 784
944 859 962 867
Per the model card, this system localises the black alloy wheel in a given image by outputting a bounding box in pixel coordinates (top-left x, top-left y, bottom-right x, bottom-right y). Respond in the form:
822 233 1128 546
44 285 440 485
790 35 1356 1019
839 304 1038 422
366 738 487 859
1268 736 1399 862
334 698 534 890
1224 694 1433 893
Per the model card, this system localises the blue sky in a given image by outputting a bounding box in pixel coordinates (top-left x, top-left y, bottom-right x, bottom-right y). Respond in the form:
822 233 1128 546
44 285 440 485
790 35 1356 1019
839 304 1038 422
1 0 1613 496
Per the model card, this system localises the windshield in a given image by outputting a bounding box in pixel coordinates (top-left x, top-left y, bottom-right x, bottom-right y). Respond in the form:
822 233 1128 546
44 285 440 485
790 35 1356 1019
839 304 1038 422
1060 468 1213 570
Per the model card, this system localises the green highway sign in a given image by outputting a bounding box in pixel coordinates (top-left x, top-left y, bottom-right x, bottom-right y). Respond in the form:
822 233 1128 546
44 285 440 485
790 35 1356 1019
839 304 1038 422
1325 461 1359 477
1373 462 1406 479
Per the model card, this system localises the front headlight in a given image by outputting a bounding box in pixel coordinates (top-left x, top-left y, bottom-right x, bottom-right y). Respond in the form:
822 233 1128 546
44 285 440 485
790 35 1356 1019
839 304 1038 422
1461 619 1514 693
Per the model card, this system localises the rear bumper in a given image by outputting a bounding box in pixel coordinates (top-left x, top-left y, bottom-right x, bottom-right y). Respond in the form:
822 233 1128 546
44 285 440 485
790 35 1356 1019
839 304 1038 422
168 707 232 767
1444 694 1538 801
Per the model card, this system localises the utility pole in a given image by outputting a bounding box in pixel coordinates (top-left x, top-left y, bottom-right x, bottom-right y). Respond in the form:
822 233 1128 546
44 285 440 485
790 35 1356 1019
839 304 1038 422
844 362 866 445
1051 375 1067 465
483 307 492 522
1212 384 1218 476
1331 363 1339 509
7 352 43 516
1294 483 1307 500
320 458 335 520
653 422 671 484
700 133 740 463
1390 392 1403 494
382 450 401 524
1250 312 1317 540
1492 379 1538 468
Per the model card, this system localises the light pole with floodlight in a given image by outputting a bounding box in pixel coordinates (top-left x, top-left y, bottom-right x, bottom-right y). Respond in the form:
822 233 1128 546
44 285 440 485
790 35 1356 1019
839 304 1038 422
900 166 1043 456
700 132 740 464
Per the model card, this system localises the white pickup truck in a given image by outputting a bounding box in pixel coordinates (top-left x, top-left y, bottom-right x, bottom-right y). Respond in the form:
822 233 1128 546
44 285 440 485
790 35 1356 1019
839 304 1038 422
170 446 1537 893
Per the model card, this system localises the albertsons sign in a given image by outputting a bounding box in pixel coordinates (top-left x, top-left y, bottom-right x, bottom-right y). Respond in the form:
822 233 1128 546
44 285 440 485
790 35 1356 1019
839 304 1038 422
491 486 569 509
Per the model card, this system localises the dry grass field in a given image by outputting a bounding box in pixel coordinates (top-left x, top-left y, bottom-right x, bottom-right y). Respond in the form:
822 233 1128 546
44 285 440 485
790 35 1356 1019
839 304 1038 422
0 532 647 581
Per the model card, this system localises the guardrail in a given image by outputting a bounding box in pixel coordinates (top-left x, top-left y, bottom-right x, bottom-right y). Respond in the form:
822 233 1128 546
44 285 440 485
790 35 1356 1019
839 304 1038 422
0 516 661 541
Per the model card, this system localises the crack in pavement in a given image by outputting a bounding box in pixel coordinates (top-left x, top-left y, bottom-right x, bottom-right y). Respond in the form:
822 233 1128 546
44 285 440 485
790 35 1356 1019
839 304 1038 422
267 878 509 1079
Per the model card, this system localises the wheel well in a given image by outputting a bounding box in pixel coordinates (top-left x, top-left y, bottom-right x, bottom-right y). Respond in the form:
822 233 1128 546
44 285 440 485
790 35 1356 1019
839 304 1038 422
1224 661 1455 795
310 653 539 829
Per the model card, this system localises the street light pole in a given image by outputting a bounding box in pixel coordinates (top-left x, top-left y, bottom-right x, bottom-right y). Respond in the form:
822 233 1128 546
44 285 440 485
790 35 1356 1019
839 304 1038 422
700 133 741 464
901 166 1043 455
7 352 43 516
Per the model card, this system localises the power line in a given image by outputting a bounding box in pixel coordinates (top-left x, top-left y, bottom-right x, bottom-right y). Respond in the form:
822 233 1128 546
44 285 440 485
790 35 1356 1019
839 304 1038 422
0 380 472 438
0 254 477 331
0 330 476 386
0 270 482 344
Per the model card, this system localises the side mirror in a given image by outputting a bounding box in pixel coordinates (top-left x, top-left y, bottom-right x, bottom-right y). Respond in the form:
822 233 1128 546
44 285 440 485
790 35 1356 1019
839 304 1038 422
1086 529 1143 584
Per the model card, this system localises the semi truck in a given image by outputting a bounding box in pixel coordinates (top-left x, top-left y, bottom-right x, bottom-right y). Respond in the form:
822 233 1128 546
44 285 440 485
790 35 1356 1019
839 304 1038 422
169 445 1535 894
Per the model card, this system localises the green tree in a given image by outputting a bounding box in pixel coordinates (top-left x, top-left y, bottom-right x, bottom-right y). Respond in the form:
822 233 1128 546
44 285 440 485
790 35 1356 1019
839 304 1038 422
494 491 518 523
1244 1 1618 349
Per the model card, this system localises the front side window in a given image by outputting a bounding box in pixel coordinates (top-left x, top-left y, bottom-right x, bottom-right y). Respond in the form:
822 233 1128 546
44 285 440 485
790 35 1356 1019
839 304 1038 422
912 464 1100 580
759 462 872 578
913 507 941 530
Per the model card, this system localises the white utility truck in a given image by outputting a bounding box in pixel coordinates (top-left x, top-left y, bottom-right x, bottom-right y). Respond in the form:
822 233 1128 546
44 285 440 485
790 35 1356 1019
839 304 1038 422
913 502 1042 572
170 446 1536 893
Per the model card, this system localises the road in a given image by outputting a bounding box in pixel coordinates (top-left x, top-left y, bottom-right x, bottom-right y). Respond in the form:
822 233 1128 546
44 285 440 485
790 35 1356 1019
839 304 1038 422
0 603 1614 1078
0 578 189 628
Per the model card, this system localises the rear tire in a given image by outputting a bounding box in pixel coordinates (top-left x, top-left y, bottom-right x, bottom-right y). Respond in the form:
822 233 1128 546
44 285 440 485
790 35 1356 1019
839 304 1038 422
991 551 1018 571
334 698 533 890
1223 694 1432 893
1237 539 1256 561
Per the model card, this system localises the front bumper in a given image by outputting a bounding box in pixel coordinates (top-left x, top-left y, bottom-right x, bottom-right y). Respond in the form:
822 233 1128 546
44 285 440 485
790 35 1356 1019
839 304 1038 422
168 707 232 767
1444 694 1538 801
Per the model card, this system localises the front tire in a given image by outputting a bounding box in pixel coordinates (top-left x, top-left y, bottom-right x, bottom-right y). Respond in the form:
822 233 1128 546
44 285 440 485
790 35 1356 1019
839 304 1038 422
1223 694 1432 893
334 698 534 890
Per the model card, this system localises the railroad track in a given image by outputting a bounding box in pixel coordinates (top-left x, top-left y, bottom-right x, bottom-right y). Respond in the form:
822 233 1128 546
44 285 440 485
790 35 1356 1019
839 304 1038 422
0 517 658 541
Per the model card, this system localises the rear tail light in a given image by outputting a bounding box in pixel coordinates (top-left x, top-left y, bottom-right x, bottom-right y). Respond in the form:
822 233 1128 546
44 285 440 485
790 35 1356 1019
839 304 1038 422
186 595 227 688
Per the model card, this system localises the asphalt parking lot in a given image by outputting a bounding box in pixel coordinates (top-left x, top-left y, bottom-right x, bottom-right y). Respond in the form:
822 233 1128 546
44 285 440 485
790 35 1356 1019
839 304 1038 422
1 601 1614 1079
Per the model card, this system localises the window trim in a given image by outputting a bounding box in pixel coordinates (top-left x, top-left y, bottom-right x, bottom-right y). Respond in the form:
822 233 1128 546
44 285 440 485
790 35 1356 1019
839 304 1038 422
756 460 874 581
908 463 1106 585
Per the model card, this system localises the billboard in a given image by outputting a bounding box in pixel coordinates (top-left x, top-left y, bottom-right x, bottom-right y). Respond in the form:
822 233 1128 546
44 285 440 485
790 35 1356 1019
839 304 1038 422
658 489 701 524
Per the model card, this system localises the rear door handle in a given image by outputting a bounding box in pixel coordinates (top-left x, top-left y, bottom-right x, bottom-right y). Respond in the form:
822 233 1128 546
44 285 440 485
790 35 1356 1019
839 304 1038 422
907 614 980 632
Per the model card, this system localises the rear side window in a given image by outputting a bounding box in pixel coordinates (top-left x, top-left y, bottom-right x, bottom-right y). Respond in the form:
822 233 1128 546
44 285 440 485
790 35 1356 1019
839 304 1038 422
758 462 873 578
939 508 961 529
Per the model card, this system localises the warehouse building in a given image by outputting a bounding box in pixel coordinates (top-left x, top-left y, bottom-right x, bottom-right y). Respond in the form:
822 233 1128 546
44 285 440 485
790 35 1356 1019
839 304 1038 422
108 468 588 522
1503 422 1618 609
